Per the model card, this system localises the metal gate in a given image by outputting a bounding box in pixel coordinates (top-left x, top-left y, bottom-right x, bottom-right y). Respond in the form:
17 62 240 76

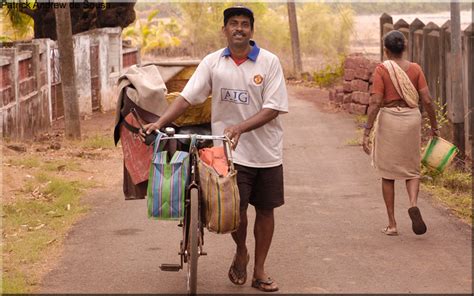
90 44 101 111
50 47 64 120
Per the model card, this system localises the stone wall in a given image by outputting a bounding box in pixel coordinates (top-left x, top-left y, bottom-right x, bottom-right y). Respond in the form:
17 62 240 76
329 53 378 116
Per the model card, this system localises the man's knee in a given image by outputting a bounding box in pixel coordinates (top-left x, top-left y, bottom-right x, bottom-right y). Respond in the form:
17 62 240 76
255 207 274 219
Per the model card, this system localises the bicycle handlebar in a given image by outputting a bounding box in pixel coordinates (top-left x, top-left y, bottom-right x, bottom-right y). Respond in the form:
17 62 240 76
158 134 229 142
156 130 235 168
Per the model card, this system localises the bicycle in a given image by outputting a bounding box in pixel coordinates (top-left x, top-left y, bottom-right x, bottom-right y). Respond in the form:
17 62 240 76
156 127 234 295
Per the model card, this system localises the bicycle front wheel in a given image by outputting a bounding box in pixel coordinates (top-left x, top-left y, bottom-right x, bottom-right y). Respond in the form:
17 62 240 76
187 187 199 295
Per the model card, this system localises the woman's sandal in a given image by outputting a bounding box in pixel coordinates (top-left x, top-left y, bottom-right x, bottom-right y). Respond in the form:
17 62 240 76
408 206 427 235
251 277 279 292
381 226 398 236
228 253 250 285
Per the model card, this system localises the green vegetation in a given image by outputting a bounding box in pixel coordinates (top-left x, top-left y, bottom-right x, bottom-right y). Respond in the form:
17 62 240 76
1 6 34 41
312 55 345 87
345 2 472 15
2 172 94 293
122 9 182 55
421 166 472 224
81 134 115 150
7 156 41 168
123 2 354 74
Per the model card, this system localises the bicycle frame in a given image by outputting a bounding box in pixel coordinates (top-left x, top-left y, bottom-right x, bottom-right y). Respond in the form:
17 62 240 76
158 130 233 295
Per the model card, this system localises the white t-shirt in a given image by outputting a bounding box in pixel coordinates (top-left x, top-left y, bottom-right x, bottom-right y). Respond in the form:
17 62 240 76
180 41 288 168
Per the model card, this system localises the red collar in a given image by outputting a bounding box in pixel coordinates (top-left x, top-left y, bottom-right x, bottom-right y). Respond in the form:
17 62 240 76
231 55 248 66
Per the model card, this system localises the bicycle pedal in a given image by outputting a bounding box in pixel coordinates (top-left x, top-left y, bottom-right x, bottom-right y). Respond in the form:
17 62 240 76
200 251 207 256
160 264 181 272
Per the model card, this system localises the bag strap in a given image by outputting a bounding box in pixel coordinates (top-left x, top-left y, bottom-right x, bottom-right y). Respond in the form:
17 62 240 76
189 135 197 154
223 136 235 173
121 119 140 134
153 132 166 155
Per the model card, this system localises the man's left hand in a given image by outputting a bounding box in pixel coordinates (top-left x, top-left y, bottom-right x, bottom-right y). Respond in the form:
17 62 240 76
224 125 243 150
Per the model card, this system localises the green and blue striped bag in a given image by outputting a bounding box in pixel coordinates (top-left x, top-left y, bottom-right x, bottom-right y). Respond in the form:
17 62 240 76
147 133 191 220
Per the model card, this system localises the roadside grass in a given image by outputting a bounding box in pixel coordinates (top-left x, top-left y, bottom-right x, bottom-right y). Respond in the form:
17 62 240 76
7 156 41 168
345 128 364 146
354 115 367 126
42 159 81 172
80 134 115 150
421 166 472 224
2 172 95 293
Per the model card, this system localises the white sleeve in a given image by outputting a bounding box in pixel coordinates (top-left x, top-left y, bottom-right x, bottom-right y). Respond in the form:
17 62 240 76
262 56 289 113
180 58 212 105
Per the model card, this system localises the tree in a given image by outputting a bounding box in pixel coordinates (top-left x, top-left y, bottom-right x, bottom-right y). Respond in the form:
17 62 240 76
287 1 302 78
55 2 81 139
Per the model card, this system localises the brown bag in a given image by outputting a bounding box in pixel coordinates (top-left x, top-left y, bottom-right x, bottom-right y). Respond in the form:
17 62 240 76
198 146 240 234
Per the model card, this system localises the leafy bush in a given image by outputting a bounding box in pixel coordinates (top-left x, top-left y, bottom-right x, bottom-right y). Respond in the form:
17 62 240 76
312 55 345 87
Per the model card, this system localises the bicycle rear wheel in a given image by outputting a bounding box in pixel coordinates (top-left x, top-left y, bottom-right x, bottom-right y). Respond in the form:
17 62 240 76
187 187 199 295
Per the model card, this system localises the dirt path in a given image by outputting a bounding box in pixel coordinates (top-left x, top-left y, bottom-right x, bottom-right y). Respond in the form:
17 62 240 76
38 85 472 294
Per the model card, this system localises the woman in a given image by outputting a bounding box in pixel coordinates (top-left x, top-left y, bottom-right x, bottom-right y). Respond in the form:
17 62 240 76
363 30 438 236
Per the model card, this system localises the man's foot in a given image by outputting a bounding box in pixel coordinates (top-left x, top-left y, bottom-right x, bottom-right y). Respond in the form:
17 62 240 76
381 226 398 236
408 206 427 235
251 277 279 292
228 252 249 285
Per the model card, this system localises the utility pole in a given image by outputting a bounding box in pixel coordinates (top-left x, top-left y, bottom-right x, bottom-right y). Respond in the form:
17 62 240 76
450 2 464 156
55 2 81 139
287 1 302 79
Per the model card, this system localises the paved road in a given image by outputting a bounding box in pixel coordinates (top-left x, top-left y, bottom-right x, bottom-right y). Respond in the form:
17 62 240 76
40 85 472 294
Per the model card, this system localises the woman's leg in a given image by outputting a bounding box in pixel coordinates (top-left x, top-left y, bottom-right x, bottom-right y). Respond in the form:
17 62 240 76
405 178 420 207
382 178 396 229
406 178 427 234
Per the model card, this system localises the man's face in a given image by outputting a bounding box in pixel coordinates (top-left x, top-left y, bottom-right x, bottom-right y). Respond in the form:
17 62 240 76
222 15 253 48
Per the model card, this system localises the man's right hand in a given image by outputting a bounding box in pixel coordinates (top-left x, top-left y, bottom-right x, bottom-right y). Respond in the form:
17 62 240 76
138 122 161 143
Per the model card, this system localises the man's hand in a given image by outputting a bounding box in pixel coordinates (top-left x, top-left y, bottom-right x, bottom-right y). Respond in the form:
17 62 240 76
138 121 161 143
224 125 243 150
362 134 371 155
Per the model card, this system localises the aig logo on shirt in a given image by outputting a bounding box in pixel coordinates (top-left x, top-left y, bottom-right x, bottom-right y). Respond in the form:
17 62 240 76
221 88 250 105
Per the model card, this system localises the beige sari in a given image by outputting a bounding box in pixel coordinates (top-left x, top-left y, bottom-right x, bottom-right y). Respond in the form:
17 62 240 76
371 60 422 180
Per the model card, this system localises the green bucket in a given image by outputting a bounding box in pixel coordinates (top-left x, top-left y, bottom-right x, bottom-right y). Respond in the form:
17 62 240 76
421 137 459 173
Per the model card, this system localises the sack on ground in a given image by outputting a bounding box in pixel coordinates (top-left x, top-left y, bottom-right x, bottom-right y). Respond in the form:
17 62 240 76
147 133 190 220
198 146 240 234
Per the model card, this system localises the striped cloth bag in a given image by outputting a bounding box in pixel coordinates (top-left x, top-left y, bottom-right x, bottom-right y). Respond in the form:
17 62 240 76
147 133 190 220
198 147 240 234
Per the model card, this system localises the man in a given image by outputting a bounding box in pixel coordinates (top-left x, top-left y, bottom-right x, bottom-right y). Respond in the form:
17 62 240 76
141 6 288 292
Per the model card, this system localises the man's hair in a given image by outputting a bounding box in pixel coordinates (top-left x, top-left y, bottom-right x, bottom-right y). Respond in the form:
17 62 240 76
223 6 254 29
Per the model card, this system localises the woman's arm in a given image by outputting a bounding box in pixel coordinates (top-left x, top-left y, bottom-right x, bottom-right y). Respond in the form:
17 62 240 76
419 87 439 136
362 93 383 155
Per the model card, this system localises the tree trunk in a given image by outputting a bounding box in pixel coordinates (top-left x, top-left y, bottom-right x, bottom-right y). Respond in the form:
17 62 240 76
450 2 465 156
287 1 302 79
55 2 81 139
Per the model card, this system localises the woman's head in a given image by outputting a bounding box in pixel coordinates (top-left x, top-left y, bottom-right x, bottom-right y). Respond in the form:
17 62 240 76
383 30 406 57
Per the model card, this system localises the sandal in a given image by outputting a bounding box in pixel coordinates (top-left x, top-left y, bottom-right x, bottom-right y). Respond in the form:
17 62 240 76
381 226 398 236
408 206 427 235
251 277 279 292
228 253 249 285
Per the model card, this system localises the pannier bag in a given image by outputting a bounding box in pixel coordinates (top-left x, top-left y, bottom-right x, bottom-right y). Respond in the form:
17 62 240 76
198 146 240 234
147 133 190 220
